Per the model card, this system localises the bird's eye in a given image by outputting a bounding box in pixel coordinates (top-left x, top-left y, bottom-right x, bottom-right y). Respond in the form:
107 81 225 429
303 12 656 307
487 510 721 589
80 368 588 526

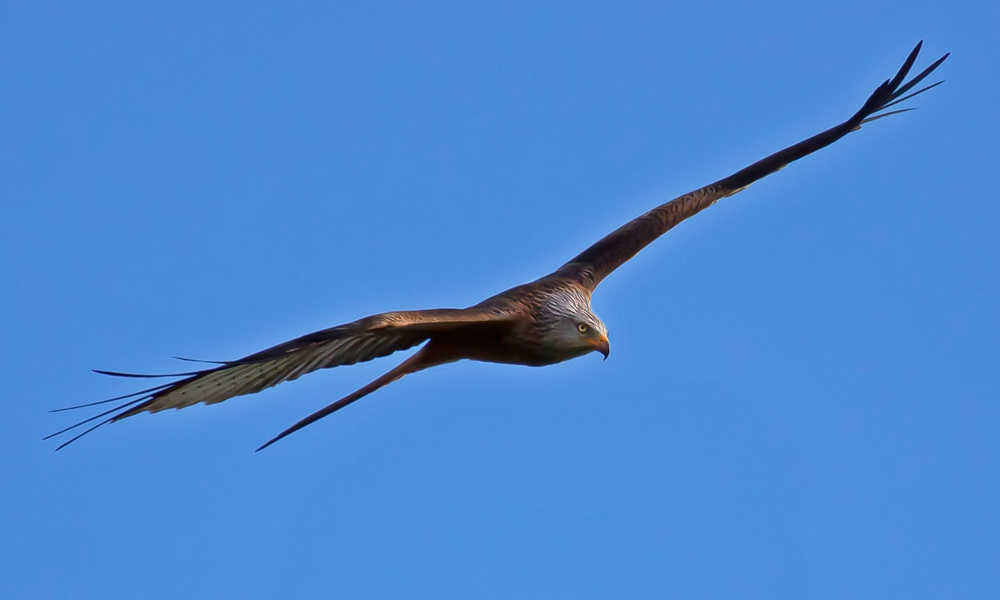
577 323 588 333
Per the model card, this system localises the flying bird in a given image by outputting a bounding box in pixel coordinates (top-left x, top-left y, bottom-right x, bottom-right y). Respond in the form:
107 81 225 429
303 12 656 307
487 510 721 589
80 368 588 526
48 42 948 451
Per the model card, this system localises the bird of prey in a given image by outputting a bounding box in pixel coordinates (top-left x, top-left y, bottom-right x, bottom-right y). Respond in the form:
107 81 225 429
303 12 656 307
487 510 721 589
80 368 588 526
48 42 947 451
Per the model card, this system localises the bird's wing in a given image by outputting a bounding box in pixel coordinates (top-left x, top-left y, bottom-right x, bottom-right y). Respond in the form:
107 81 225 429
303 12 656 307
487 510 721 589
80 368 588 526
47 307 516 449
552 42 948 292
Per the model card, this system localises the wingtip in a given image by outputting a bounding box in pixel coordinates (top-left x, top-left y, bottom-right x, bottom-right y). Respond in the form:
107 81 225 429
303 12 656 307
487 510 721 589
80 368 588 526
255 428 291 451
891 43 923 87
255 432 285 451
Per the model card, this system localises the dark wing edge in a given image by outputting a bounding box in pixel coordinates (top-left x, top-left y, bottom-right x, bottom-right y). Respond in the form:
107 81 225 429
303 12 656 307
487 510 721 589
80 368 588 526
46 307 515 450
553 42 948 292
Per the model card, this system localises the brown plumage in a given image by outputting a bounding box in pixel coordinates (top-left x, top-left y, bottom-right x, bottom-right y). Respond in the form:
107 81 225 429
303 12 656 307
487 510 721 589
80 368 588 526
48 42 948 451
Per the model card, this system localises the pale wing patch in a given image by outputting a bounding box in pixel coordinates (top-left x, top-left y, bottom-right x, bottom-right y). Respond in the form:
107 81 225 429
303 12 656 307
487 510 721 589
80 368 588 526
48 305 523 450
144 332 416 412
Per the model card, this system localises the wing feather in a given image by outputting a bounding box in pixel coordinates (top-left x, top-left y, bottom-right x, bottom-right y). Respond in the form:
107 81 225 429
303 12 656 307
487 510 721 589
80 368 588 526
553 42 947 291
49 307 517 448
130 309 509 414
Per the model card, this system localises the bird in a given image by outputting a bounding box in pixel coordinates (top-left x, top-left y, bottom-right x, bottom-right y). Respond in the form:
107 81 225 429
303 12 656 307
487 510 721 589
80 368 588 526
48 42 947 451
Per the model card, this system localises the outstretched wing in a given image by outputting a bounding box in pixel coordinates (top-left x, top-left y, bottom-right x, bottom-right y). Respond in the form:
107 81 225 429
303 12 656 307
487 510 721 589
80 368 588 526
553 42 948 292
47 307 515 449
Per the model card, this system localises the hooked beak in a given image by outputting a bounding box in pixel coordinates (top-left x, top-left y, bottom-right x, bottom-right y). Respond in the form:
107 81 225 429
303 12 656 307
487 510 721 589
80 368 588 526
593 333 610 360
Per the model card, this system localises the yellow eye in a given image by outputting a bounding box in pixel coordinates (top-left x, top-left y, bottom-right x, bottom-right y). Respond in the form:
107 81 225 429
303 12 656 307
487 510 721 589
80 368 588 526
577 323 588 333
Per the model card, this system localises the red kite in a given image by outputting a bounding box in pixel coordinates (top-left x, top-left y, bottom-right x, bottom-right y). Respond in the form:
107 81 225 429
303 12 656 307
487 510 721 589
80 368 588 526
49 42 947 451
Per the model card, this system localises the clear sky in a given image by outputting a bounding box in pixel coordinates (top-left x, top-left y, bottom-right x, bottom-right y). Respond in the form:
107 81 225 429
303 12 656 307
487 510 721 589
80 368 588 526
2 1 997 598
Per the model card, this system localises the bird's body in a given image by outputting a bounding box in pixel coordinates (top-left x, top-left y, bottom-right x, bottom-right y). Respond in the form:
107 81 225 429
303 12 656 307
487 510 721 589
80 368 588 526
49 42 948 450
472 277 607 367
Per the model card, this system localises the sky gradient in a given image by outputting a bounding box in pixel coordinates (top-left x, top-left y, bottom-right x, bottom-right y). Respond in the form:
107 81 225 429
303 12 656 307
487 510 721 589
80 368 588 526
2 2 998 598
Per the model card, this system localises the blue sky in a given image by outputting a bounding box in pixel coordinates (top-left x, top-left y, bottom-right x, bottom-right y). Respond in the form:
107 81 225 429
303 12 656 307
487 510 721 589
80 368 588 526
2 1 997 598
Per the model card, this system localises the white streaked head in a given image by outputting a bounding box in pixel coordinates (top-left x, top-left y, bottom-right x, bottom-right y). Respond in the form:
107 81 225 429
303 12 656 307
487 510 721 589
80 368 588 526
539 289 610 360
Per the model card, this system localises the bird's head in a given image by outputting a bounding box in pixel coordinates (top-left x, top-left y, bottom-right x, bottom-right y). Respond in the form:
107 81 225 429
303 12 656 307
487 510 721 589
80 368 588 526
540 290 610 361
